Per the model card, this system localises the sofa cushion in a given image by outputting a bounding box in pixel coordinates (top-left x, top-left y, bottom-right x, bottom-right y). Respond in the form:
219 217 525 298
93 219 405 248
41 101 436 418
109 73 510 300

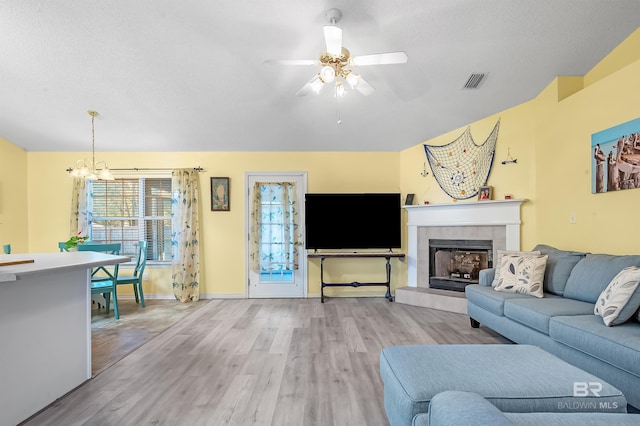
532 244 587 296
594 266 640 326
491 250 540 287
424 391 640 426
465 284 532 316
504 297 592 335
479 268 495 287
503 412 640 426
549 314 640 378
563 254 640 303
425 391 512 426
494 254 548 298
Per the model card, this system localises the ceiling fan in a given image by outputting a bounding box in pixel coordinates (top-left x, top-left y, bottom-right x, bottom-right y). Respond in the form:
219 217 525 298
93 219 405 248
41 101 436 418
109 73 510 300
265 8 408 97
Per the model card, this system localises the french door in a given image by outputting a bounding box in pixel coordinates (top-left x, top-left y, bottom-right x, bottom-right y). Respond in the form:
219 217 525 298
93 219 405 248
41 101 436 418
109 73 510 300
246 172 307 298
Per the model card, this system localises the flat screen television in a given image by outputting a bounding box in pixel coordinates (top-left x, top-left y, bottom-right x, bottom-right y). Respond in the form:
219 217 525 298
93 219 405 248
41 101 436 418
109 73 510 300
304 193 401 250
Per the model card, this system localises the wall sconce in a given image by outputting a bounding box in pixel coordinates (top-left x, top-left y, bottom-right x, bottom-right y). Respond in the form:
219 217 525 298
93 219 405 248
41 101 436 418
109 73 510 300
421 162 429 177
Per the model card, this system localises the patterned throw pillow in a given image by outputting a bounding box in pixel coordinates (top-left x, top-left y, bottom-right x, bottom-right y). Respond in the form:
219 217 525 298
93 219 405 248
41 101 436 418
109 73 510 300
494 254 548 298
594 266 640 326
491 250 540 287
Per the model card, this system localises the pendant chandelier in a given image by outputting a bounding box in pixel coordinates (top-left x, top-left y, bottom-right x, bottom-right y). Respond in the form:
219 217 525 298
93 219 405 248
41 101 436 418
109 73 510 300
68 110 114 181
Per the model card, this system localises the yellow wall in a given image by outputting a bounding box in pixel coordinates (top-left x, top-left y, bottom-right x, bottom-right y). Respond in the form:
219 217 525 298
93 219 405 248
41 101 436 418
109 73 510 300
533 58 640 253
402 27 640 255
584 27 640 87
25 151 400 297
0 137 28 252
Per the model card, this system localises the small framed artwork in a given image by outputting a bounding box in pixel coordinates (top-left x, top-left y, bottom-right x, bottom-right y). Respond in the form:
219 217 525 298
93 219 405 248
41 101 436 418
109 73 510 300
211 177 230 211
478 186 492 201
404 193 415 205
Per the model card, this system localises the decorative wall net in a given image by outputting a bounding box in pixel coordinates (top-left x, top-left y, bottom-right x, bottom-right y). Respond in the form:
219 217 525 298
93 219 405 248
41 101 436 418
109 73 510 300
424 121 499 199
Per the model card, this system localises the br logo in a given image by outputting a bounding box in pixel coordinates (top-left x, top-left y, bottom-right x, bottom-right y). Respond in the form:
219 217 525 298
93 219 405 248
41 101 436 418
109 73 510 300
573 382 602 397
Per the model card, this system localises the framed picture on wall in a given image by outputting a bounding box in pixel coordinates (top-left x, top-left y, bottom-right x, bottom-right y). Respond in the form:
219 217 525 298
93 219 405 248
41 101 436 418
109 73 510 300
478 186 492 201
211 177 230 211
591 117 640 194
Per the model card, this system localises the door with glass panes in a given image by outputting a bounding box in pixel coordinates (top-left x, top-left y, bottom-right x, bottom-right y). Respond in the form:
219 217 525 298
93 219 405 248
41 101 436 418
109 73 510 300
246 173 307 298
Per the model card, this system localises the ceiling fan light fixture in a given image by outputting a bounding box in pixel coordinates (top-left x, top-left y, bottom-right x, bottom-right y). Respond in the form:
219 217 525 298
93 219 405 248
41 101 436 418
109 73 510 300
334 82 346 98
345 71 360 89
320 65 335 83
309 75 324 94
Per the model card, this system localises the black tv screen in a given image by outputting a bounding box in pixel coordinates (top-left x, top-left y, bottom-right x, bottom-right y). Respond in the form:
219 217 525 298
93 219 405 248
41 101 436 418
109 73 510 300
305 193 401 250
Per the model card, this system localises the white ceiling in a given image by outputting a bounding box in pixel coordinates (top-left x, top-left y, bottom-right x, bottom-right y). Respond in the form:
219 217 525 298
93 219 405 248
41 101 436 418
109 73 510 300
1 1 639 153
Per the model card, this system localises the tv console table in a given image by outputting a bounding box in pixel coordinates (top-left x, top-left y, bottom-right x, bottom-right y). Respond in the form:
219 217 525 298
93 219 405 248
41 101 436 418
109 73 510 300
307 252 406 303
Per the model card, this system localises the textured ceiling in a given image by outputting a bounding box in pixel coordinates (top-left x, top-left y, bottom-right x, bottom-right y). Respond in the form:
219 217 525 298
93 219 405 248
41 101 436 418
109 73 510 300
1 1 639 152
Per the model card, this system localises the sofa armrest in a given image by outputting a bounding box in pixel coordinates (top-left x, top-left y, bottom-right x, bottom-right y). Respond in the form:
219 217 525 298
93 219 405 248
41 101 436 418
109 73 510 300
428 391 512 426
478 268 495 287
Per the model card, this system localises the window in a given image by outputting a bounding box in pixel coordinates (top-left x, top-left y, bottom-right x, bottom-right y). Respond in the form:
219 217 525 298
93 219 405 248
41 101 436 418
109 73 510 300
256 183 296 282
91 178 172 261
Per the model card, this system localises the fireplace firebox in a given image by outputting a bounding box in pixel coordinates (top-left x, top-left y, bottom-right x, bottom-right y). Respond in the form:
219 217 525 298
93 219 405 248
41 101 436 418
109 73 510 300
428 239 493 291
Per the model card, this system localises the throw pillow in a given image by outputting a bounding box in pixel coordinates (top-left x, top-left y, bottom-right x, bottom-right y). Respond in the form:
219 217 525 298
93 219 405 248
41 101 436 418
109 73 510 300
532 244 587 296
594 266 640 326
494 254 548 298
491 250 540 287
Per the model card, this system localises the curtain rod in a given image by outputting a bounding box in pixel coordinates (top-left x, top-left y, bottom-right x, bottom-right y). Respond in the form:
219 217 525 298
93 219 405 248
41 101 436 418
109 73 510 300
110 167 204 172
65 166 204 172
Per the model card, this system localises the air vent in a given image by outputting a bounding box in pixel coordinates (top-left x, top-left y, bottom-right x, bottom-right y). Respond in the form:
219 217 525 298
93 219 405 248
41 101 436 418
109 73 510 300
463 73 486 89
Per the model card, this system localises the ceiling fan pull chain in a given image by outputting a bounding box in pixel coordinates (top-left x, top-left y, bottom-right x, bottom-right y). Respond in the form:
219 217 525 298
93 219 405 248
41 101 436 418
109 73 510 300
336 88 342 125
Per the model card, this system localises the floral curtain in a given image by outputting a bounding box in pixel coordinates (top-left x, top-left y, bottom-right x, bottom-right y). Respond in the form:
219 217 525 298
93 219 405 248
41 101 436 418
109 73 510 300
171 169 200 302
70 177 92 239
249 182 299 272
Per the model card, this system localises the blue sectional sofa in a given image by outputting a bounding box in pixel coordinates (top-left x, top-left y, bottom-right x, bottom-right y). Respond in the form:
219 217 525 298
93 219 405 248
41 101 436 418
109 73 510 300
413 391 640 426
466 244 640 409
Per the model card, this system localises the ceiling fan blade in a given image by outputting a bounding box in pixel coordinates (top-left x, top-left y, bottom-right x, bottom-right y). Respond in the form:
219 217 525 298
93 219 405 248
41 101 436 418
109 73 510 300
323 25 342 56
264 59 317 66
296 74 324 96
351 51 408 66
355 76 375 96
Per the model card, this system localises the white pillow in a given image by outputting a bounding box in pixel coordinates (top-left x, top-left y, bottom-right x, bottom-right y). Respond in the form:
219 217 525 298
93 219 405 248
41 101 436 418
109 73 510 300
492 250 540 287
494 254 548 298
594 266 640 326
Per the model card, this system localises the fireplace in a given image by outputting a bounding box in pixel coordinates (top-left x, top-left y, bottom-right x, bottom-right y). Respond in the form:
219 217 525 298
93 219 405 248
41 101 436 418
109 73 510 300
428 239 493 291
396 199 525 314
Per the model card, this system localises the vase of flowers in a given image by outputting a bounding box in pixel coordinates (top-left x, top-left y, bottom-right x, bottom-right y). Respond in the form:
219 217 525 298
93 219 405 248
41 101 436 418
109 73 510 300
65 233 89 250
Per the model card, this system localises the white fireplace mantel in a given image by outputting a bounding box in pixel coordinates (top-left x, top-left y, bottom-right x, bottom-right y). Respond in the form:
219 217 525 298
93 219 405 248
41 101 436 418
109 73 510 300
404 199 526 288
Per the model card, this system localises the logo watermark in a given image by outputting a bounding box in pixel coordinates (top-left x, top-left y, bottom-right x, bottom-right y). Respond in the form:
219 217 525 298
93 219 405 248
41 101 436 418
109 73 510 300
557 382 619 411
573 381 602 397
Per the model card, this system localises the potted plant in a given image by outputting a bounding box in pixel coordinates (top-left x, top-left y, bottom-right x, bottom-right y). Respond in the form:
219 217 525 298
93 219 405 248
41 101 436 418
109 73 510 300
64 233 89 250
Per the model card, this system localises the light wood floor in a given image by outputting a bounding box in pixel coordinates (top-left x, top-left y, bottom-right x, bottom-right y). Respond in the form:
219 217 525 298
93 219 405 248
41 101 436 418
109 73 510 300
90 298 208 375
25 298 509 426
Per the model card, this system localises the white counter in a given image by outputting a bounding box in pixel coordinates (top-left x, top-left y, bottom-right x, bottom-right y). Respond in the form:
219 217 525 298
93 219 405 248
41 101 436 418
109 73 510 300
0 252 129 425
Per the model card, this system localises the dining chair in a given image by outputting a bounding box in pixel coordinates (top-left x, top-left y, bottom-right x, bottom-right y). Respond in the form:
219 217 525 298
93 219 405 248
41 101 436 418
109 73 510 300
78 243 122 319
116 241 148 307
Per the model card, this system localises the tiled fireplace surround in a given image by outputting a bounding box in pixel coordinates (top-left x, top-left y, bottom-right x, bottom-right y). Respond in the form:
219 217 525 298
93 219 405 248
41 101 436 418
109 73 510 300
395 199 525 313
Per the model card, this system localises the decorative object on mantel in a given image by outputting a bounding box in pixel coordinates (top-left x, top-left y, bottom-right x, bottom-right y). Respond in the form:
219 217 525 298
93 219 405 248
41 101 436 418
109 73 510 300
424 120 499 200
404 194 415 205
501 147 518 165
477 185 492 201
67 110 114 181
591 117 640 194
